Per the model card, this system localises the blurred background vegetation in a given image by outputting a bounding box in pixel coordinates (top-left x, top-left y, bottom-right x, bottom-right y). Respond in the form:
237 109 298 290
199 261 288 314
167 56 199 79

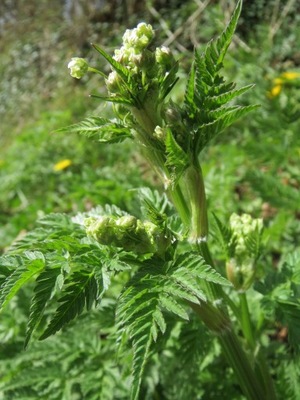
0 0 300 398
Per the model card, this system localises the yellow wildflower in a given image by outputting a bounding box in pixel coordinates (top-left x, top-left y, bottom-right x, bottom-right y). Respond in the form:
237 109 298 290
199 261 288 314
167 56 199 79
53 159 72 171
268 84 282 98
280 71 300 80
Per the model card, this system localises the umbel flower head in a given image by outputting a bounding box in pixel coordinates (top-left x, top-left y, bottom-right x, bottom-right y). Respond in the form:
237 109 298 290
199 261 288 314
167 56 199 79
68 57 88 79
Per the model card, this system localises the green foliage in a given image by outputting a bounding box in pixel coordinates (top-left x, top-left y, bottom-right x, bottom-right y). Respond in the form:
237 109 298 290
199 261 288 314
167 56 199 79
1 0 300 398
55 117 133 143
183 0 259 157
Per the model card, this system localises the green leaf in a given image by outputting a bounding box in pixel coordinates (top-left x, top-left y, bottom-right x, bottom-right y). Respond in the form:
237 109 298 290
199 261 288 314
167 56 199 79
117 286 160 400
195 104 260 152
54 117 133 143
159 294 189 320
212 213 236 258
174 252 231 286
165 128 190 187
277 299 300 353
184 61 196 116
213 0 242 66
158 62 179 102
244 227 263 261
91 43 131 84
0 252 45 311
89 94 135 107
25 267 63 347
206 84 255 109
40 270 98 339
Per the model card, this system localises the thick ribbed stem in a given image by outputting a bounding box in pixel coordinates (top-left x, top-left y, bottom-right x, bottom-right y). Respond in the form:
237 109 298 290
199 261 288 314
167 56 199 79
172 157 275 400
184 163 208 242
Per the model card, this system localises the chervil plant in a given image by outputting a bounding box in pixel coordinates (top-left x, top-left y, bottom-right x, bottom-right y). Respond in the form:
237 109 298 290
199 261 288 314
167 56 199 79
1 1 300 399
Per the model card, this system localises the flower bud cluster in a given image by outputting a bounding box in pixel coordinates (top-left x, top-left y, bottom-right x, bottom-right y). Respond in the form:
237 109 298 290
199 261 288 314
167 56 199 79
106 23 177 97
85 214 171 255
67 57 88 79
226 213 263 291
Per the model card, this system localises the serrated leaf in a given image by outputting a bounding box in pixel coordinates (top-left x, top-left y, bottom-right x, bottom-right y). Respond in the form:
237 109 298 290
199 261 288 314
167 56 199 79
277 299 300 353
89 94 135 107
153 308 166 334
174 252 231 286
0 256 45 311
163 281 200 304
244 227 263 260
165 128 189 187
40 270 98 339
158 62 179 101
130 331 152 400
54 117 133 143
25 267 63 347
212 213 236 258
117 285 159 400
184 61 196 115
92 43 131 83
206 84 255 109
159 294 189 320
195 104 260 152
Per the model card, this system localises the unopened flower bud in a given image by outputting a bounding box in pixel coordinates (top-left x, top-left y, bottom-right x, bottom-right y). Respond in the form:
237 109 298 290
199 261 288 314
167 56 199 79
123 23 154 51
68 57 88 79
116 215 137 230
153 125 166 141
164 104 182 124
155 46 176 72
106 71 123 93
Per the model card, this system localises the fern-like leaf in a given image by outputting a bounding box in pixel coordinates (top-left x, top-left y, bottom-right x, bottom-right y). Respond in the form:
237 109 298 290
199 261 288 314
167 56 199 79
158 62 180 102
205 84 255 109
55 117 133 143
0 252 45 311
213 0 242 67
165 128 189 187
40 270 98 340
212 213 236 258
195 104 259 152
25 267 63 347
183 0 258 155
173 252 231 287
184 61 196 116
277 299 300 353
117 283 162 400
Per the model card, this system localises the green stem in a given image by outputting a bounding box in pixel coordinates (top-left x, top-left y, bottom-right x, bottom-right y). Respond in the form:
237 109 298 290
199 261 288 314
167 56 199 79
218 329 266 400
239 292 255 349
239 292 277 400
172 158 274 399
184 163 208 242
168 184 190 227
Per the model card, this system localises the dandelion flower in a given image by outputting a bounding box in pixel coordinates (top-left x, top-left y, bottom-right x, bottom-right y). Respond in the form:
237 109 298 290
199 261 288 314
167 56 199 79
53 159 72 171
268 84 282 98
280 71 300 80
